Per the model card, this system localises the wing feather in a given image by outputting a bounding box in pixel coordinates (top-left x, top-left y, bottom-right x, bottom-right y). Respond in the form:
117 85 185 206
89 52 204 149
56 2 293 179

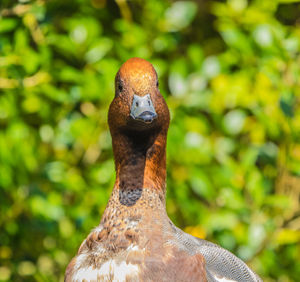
172 226 262 282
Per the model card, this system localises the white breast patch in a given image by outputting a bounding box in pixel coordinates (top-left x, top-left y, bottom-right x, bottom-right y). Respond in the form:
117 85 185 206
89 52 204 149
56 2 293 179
72 258 140 281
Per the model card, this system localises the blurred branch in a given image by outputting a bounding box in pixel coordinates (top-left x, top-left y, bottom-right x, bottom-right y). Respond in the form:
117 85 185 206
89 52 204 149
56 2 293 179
0 78 19 89
23 71 51 87
1 2 45 45
1 0 46 17
23 13 45 45
0 71 51 89
0 4 31 17
0 55 20 67
276 168 300 223
115 0 132 22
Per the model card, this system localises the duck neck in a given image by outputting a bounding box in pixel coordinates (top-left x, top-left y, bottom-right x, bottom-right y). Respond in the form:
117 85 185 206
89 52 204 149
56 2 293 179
111 127 167 206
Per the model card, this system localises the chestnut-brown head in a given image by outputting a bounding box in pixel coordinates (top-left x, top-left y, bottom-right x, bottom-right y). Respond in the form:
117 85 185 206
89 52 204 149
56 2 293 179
108 58 170 134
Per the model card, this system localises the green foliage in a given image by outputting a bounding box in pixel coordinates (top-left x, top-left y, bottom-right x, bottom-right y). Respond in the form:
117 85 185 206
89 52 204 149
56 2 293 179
1 0 300 281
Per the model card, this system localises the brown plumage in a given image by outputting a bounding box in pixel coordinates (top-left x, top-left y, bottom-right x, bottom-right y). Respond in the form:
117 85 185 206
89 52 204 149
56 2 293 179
65 58 261 282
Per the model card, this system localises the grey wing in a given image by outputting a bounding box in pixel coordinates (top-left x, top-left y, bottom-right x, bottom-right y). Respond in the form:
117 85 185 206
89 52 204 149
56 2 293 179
173 226 262 282
195 239 262 282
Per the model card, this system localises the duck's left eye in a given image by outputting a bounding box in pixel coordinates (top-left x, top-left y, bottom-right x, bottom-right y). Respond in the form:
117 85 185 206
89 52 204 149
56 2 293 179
156 80 159 87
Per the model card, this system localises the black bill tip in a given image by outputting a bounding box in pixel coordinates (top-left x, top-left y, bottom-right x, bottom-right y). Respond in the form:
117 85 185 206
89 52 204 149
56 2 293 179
135 111 157 123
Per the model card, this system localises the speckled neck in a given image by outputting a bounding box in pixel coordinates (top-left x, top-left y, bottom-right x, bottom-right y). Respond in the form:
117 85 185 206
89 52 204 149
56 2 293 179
99 186 169 241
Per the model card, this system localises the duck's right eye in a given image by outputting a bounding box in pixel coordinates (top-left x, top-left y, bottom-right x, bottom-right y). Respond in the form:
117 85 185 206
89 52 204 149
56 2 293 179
118 82 123 92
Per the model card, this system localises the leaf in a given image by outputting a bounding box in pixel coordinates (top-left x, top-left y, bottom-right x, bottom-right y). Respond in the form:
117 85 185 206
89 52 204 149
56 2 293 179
164 1 197 31
0 18 18 33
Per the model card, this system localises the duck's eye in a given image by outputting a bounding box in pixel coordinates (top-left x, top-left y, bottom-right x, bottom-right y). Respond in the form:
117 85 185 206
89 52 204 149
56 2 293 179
148 101 151 106
118 81 123 92
135 102 139 107
156 80 159 87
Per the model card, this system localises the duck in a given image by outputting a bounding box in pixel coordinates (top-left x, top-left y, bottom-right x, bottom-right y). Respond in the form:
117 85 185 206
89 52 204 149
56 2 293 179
65 57 262 282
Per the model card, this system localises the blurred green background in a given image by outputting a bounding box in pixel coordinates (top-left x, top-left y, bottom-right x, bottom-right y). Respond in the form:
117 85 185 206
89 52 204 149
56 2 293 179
0 0 300 281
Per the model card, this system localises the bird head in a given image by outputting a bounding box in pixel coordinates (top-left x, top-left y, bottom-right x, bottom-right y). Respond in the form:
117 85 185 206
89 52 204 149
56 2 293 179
108 58 170 134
